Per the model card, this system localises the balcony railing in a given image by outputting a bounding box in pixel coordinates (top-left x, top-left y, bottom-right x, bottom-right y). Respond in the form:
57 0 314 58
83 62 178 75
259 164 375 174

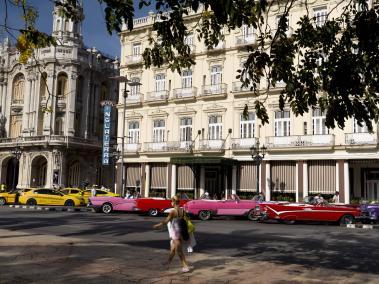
0 135 100 147
145 90 169 102
266 134 335 148
126 94 143 105
125 54 143 65
207 41 225 52
271 27 294 38
235 35 256 46
201 83 228 97
144 141 193 152
231 138 258 150
345 132 377 145
232 81 259 93
172 87 197 99
125 143 141 152
199 139 225 151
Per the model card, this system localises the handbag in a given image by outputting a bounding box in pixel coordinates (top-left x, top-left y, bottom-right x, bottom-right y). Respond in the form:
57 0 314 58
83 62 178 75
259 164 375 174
184 212 195 233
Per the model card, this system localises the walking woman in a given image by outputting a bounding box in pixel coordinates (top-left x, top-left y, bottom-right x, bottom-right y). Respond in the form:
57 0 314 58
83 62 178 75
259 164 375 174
153 195 190 272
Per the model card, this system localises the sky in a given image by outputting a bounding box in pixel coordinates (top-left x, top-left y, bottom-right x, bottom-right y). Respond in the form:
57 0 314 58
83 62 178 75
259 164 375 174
0 0 151 58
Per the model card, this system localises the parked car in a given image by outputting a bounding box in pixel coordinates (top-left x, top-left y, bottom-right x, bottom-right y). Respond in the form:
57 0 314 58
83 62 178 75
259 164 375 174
89 196 137 214
135 197 190 216
184 195 260 221
19 188 83 206
360 203 379 223
0 188 34 205
61 188 84 199
256 199 361 225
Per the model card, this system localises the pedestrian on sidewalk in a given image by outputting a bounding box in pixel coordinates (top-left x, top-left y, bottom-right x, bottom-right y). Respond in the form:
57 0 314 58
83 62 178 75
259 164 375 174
153 195 190 273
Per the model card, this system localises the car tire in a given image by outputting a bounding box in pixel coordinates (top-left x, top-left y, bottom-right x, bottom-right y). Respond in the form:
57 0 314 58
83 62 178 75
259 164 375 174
279 219 296 225
26 198 37 206
247 210 257 221
339 214 355 225
101 203 113 214
198 210 211 221
64 200 75 207
148 208 159 217
0 197 6 206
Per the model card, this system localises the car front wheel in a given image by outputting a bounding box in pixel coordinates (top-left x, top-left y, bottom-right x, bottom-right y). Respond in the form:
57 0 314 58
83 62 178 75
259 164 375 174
0 197 6 206
198 210 211 221
339 214 355 225
101 203 113 214
247 210 258 221
26 198 37 206
64 200 75 207
148 208 159 217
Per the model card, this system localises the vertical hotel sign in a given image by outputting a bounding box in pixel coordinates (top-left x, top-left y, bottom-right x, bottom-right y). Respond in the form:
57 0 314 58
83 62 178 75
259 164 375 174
101 101 114 165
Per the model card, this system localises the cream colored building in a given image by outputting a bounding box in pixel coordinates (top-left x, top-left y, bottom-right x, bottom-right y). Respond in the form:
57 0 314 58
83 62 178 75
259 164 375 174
117 0 379 203
0 2 119 190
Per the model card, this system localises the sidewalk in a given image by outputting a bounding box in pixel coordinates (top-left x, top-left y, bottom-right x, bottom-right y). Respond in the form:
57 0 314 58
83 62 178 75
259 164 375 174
0 228 378 284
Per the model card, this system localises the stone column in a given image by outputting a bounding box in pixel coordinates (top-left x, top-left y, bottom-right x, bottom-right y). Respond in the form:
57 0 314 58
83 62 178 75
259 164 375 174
344 161 350 204
297 161 304 202
3 82 10 132
43 73 55 135
145 163 150 197
336 160 340 193
66 73 77 136
171 164 177 198
265 162 271 201
167 163 172 198
140 163 146 197
21 78 32 135
303 161 308 198
231 165 237 195
199 166 205 197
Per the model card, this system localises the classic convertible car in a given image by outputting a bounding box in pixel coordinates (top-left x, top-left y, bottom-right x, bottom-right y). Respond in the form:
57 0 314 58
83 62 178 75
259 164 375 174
256 199 362 225
88 196 136 214
360 203 379 223
184 195 259 221
135 197 190 216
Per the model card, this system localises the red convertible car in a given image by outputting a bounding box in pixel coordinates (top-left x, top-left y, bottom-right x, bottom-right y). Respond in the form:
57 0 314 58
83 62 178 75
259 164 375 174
135 198 190 216
257 197 361 225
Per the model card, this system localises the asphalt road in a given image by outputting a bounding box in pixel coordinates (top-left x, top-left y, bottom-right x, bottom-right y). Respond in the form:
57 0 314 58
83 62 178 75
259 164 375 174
0 207 378 283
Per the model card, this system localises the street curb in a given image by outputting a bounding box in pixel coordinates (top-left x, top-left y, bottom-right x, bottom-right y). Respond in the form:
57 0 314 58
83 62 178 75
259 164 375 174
341 224 379 230
7 205 94 213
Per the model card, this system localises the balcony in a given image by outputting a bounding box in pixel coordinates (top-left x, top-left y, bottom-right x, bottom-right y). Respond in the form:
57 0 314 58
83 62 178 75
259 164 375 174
271 27 294 38
207 41 225 54
172 87 197 102
0 135 100 149
125 143 141 153
231 138 258 151
232 81 259 96
345 132 377 148
266 134 335 149
199 139 225 152
200 83 228 99
145 90 169 104
235 35 256 47
125 94 143 106
125 54 143 66
144 141 193 153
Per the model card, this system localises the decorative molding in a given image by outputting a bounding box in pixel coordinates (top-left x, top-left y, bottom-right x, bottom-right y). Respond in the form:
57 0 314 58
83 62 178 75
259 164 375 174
126 111 143 120
203 103 227 113
174 106 197 116
148 108 169 118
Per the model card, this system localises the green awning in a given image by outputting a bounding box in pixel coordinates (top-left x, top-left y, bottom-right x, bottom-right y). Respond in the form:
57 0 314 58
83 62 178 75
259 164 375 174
170 157 236 166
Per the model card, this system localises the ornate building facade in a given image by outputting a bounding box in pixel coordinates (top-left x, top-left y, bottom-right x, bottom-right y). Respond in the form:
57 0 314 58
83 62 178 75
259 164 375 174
0 2 119 190
117 0 379 203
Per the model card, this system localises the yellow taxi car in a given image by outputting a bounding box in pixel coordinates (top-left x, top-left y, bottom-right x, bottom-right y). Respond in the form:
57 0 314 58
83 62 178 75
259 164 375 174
19 188 83 206
0 188 34 205
60 188 85 203
82 189 119 204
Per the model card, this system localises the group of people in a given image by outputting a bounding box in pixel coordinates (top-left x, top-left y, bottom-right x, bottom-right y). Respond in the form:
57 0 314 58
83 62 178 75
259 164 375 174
125 190 141 199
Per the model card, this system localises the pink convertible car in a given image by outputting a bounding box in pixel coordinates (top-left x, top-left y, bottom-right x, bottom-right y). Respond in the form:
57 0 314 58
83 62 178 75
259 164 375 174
184 195 259 221
89 196 136 214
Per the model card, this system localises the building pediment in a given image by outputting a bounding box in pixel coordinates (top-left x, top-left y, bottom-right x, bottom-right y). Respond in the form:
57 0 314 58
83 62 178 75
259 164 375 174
203 103 226 113
174 107 197 116
148 109 169 118
126 111 143 120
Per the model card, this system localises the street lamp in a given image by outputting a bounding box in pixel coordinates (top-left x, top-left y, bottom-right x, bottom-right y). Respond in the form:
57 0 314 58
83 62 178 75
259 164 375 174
11 146 22 190
250 138 267 194
109 76 141 197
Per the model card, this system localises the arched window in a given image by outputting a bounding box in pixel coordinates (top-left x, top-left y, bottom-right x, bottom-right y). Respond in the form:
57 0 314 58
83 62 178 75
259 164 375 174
57 73 68 99
9 114 22 138
54 113 64 135
56 19 61 31
64 19 70 32
12 73 25 104
100 82 108 101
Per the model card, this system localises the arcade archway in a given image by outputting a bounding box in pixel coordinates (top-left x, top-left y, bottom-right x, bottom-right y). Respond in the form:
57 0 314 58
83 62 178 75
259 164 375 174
30 156 47 187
